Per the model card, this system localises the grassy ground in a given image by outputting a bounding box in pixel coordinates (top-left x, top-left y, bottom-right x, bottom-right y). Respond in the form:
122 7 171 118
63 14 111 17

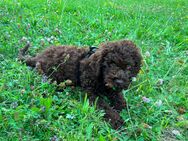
0 0 188 140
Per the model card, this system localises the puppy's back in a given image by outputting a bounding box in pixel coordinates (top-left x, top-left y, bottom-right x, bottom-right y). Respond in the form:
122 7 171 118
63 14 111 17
26 46 89 84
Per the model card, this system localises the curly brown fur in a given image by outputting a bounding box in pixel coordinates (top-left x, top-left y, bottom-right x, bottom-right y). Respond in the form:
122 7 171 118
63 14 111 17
19 40 142 129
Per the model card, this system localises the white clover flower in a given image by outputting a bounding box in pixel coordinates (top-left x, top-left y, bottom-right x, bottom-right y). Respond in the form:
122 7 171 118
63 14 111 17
11 102 18 108
172 130 181 136
145 51 151 57
46 37 51 42
27 23 31 28
156 100 162 107
50 36 55 40
157 79 164 86
66 114 75 119
55 28 59 32
55 28 62 34
50 135 59 141
20 36 27 42
142 96 151 103
26 40 30 44
40 38 45 46
42 75 48 83
40 38 45 42
41 106 46 112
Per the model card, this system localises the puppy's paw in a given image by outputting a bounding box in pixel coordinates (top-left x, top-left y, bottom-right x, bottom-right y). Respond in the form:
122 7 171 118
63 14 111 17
110 115 124 130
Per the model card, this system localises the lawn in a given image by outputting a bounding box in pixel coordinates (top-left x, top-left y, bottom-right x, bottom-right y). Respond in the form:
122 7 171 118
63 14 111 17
0 0 188 140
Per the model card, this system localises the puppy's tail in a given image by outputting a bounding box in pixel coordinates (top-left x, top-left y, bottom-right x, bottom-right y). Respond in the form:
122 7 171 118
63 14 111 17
18 42 31 62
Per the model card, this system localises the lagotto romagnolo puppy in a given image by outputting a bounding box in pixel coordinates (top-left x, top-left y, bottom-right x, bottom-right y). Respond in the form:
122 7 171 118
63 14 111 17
19 40 142 129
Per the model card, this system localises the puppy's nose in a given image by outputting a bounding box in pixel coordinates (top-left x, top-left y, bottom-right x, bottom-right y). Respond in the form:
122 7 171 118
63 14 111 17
114 79 124 84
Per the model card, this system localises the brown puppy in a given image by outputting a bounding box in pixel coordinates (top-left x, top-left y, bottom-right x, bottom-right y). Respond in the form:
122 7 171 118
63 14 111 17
19 40 142 129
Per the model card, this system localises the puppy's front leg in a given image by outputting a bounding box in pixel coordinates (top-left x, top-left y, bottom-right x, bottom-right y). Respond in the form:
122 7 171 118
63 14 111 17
88 94 124 129
104 91 127 112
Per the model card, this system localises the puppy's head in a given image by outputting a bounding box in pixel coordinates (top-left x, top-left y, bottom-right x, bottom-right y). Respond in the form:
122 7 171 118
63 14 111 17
99 40 142 91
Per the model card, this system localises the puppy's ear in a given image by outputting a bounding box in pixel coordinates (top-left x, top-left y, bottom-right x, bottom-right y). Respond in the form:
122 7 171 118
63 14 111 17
80 48 107 91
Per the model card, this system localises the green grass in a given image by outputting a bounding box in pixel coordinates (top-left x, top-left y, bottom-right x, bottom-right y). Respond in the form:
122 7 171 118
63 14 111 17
0 0 188 140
